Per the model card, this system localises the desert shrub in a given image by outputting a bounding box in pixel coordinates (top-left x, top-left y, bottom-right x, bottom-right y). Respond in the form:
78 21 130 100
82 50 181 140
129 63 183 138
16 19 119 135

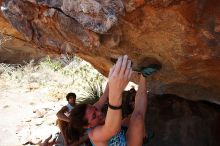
0 55 106 102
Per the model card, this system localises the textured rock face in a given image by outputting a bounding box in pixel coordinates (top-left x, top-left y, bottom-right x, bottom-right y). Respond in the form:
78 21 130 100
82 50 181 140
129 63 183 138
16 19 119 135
0 0 220 103
147 94 220 146
0 12 47 63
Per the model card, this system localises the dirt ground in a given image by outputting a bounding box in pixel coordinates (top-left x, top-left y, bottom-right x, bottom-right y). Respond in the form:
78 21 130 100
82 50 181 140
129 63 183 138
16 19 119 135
0 87 66 146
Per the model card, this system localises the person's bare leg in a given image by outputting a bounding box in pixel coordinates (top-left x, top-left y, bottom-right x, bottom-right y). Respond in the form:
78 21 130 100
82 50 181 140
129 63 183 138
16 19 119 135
126 75 147 146
57 119 68 146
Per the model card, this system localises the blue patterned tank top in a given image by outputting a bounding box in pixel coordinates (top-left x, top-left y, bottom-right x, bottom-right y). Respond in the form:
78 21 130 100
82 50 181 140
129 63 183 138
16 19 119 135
89 128 127 146
107 129 127 146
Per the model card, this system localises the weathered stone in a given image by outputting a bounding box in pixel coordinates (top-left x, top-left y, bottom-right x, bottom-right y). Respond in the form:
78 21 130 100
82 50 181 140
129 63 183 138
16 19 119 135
215 25 220 32
32 0 124 34
147 94 220 146
0 0 220 105
124 0 145 12
60 0 124 33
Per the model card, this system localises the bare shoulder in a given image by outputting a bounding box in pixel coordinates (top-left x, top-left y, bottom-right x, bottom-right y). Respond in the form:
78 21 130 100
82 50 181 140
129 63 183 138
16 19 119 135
88 129 107 146
61 105 68 110
58 105 68 113
87 127 94 139
88 127 98 142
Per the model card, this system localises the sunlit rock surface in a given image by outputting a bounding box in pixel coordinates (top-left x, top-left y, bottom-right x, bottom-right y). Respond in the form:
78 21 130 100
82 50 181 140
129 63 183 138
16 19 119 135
0 0 220 104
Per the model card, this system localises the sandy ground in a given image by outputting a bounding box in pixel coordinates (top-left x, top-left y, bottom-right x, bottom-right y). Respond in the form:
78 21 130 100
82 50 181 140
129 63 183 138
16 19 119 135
0 86 137 146
0 57 108 146
0 88 66 146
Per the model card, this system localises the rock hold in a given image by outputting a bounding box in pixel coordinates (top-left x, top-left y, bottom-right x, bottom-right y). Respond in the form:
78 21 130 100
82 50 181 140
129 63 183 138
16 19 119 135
61 0 124 34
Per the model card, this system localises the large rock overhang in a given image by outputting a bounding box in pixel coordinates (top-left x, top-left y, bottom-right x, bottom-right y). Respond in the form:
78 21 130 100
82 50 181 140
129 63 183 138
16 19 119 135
0 0 220 103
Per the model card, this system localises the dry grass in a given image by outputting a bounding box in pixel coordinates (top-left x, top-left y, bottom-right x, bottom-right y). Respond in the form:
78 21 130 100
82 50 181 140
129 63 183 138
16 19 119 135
0 55 106 102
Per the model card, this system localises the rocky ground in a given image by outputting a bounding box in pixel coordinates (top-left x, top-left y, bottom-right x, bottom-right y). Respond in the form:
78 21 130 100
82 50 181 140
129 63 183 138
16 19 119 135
0 57 106 145
0 55 114 146
0 87 67 145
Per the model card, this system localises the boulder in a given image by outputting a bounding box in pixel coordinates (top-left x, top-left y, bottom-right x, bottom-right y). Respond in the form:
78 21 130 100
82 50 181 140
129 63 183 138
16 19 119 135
0 0 220 104
147 94 220 146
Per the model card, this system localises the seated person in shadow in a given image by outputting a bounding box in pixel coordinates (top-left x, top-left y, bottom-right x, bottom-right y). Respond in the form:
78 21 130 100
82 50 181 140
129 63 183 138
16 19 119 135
56 93 90 146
